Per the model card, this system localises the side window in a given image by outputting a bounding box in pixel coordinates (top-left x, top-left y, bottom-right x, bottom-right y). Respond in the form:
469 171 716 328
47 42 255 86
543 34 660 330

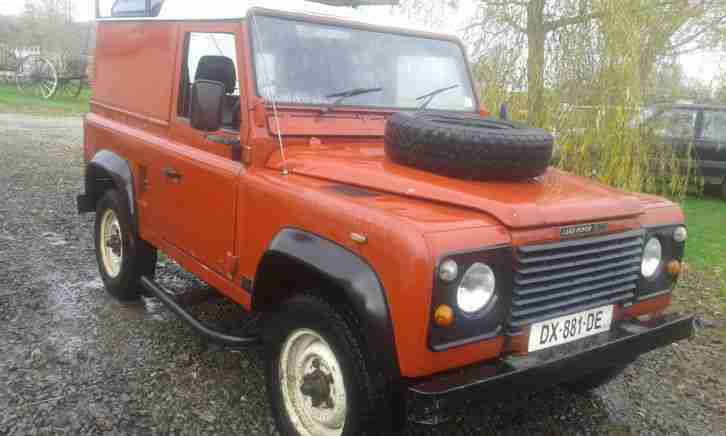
177 32 240 130
701 111 726 142
99 0 164 18
651 109 697 139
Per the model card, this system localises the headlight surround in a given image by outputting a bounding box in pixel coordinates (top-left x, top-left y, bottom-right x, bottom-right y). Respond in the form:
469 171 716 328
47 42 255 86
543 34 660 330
438 259 459 282
429 246 513 352
456 263 497 315
641 237 663 278
673 226 688 243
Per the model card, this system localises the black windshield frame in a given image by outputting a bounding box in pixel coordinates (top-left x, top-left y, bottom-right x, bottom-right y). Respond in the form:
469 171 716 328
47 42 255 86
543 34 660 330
247 9 479 113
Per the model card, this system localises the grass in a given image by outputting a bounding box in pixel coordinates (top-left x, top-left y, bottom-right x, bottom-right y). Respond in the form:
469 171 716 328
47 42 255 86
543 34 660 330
676 193 726 327
683 194 726 277
0 83 90 116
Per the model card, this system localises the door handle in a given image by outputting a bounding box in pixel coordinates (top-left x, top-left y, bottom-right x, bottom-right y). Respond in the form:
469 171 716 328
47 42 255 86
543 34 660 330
162 167 182 181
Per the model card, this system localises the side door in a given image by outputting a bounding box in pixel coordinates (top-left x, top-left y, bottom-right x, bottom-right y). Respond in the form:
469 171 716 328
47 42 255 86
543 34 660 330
696 109 726 184
155 24 244 277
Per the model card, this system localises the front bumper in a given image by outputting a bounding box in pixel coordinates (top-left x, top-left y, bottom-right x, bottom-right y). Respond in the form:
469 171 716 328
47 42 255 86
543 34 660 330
407 314 694 424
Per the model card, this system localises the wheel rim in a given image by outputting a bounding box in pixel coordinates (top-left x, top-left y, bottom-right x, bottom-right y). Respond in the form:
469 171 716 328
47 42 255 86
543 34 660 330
59 79 83 98
100 209 123 278
16 55 58 99
280 329 347 436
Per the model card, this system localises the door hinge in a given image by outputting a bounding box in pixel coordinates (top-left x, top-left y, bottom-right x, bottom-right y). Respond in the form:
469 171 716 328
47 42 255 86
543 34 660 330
224 252 239 280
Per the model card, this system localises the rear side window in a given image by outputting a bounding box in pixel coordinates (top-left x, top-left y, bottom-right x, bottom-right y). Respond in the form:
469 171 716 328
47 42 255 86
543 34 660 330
177 32 240 130
701 111 726 142
651 108 697 139
98 0 164 18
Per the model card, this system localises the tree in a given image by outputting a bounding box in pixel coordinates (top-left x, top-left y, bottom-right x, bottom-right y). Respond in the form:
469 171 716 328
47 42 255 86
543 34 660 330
399 0 719 199
401 0 726 126
716 70 726 102
20 0 83 53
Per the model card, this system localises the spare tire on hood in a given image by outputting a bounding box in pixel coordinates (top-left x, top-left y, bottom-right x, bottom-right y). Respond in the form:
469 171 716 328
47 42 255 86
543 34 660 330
384 111 554 181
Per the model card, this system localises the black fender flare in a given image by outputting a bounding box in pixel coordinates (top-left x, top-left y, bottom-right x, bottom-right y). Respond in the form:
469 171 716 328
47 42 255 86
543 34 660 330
254 228 401 381
79 150 138 232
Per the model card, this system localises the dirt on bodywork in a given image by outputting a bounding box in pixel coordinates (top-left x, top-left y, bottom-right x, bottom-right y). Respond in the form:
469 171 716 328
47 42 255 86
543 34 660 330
0 113 724 435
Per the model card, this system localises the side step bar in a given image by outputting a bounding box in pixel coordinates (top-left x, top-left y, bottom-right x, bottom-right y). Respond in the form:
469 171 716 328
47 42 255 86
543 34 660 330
140 276 260 347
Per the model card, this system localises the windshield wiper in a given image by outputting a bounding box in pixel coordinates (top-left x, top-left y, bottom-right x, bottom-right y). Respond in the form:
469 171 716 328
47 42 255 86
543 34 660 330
322 87 383 113
416 84 460 110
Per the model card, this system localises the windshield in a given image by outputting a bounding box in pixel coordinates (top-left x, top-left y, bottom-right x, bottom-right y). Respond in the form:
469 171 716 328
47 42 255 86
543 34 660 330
250 15 477 112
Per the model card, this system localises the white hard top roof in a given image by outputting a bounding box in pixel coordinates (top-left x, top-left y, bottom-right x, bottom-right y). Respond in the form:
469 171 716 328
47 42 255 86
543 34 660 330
154 0 443 35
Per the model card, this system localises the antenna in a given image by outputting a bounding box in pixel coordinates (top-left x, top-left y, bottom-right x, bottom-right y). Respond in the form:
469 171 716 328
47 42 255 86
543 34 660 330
250 13 289 176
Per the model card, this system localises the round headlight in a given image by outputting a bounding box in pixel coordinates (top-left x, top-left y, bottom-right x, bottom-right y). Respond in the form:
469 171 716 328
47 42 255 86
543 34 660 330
673 226 688 243
641 237 663 278
456 263 496 314
439 259 459 282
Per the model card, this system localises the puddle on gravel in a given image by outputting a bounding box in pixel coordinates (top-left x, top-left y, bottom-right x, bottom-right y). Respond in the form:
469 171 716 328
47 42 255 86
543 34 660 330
44 272 93 320
42 232 69 247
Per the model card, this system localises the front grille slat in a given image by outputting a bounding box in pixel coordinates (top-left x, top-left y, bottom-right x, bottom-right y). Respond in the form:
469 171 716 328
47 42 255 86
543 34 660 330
517 238 644 265
516 246 643 275
516 265 641 296
513 274 639 307
512 283 635 317
511 230 643 329
517 229 645 254
515 256 641 286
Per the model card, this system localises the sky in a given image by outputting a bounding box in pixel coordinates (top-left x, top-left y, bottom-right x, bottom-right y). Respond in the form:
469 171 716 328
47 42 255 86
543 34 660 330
0 0 721 84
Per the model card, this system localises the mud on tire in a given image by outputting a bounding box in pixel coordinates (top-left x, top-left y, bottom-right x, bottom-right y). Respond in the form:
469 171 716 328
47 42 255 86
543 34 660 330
384 111 554 181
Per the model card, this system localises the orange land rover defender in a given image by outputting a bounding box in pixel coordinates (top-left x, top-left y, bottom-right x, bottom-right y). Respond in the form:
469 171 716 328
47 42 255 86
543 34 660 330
77 1 695 434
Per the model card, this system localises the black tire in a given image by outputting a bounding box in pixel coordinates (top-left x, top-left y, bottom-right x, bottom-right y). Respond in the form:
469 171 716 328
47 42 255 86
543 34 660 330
562 363 629 394
94 189 157 301
263 294 393 436
384 111 554 181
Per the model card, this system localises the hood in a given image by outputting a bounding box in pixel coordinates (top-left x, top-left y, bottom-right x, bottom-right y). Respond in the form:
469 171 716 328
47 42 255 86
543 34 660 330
269 146 645 229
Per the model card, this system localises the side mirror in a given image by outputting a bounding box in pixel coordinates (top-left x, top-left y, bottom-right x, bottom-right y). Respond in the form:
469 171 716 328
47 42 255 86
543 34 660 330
190 80 225 132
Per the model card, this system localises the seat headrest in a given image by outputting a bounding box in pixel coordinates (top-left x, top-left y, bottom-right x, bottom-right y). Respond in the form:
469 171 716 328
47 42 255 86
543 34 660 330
195 55 236 94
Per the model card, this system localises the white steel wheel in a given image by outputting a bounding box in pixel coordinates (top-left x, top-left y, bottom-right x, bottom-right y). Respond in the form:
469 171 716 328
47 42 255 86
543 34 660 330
16 55 58 99
279 328 348 436
99 208 124 278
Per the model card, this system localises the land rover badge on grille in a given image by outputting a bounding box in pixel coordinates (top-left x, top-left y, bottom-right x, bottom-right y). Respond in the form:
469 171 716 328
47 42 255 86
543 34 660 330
560 223 608 238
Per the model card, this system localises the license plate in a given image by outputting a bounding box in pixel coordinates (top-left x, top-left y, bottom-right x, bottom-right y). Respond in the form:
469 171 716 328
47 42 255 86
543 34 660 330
528 305 613 353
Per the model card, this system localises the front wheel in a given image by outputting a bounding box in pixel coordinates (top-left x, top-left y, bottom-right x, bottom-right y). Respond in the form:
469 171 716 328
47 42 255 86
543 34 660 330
264 295 392 436
94 189 157 301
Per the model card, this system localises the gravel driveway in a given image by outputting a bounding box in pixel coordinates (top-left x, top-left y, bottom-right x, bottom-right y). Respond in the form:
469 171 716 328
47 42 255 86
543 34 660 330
1 113 724 436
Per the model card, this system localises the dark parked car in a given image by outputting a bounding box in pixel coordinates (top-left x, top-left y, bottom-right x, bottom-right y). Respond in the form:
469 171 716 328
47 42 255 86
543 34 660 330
644 103 726 199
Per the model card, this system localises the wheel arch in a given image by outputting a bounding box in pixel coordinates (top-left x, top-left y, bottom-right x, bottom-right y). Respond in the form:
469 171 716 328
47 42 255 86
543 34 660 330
253 228 401 381
80 150 138 233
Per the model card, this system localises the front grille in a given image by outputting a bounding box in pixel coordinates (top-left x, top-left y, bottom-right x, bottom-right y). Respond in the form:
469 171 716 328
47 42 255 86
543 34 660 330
510 230 645 328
